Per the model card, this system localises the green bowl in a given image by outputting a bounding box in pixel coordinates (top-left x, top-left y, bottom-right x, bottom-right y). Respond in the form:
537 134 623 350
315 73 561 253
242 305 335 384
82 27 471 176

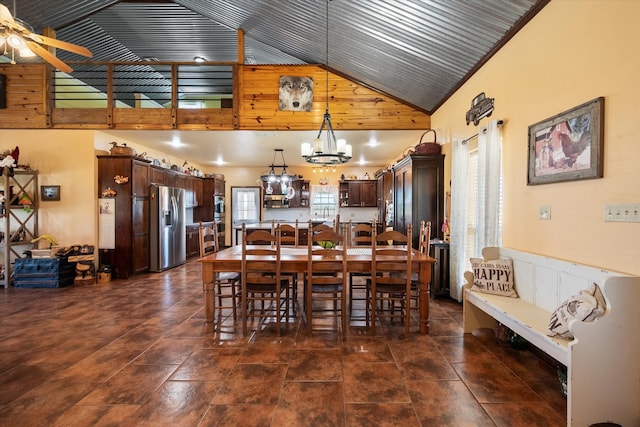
318 240 336 249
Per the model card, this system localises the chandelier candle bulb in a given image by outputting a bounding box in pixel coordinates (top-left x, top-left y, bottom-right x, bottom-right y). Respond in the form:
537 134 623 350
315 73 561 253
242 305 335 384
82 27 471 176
314 138 323 154
337 139 346 154
301 143 311 157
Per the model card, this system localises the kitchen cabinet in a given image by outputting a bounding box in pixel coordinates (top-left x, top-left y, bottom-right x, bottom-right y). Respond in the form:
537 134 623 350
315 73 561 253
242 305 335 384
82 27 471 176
288 180 310 208
377 170 394 227
186 224 201 259
393 154 444 248
0 168 38 288
339 180 377 207
98 156 150 279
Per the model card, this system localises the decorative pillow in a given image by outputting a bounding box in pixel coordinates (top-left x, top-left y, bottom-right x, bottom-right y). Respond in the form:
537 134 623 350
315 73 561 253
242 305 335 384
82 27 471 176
470 258 518 298
547 283 606 339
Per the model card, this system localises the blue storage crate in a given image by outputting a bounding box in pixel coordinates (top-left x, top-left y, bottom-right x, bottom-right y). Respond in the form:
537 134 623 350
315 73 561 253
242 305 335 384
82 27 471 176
13 257 76 288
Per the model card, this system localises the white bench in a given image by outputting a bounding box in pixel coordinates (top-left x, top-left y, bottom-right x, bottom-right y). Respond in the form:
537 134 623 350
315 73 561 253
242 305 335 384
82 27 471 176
462 247 640 427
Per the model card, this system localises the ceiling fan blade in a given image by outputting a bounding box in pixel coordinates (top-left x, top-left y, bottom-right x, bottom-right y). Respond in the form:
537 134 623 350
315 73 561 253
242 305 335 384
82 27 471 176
26 34 92 58
26 41 73 73
0 4 16 26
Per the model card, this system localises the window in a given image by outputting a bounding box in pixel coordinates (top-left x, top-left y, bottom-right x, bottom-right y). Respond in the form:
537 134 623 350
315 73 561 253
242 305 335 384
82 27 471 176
310 185 338 218
231 187 260 224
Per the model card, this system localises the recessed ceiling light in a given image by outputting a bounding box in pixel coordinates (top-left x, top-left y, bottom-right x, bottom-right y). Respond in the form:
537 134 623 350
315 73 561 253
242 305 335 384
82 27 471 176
194 56 206 63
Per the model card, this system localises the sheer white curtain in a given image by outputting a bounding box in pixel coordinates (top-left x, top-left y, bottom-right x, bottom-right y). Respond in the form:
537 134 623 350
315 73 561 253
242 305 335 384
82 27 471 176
449 139 469 302
449 119 502 301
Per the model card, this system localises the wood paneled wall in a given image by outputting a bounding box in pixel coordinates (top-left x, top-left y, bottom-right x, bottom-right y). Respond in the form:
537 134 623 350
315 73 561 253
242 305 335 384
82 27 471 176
0 63 430 130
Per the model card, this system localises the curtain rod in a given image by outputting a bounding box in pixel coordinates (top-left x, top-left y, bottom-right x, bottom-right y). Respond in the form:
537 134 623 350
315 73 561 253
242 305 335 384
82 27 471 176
461 119 503 144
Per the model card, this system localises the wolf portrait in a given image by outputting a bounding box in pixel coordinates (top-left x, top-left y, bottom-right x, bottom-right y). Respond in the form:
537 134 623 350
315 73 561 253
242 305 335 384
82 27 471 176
279 76 314 111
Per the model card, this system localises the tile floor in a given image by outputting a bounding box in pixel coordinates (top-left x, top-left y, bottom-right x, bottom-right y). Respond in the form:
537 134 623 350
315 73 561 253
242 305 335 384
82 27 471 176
0 260 567 426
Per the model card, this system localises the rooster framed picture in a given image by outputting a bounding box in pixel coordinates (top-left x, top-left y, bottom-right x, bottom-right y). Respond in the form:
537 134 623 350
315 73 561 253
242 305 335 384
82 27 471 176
527 97 604 185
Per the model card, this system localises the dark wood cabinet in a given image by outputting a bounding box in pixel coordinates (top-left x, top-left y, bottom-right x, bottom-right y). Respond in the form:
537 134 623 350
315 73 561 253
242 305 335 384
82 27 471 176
377 170 394 227
393 154 445 248
186 224 201 259
98 156 150 279
288 180 310 208
339 180 377 207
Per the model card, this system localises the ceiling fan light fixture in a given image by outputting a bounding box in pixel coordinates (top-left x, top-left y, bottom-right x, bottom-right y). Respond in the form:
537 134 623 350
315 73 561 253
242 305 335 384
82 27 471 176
19 46 35 57
7 33 25 49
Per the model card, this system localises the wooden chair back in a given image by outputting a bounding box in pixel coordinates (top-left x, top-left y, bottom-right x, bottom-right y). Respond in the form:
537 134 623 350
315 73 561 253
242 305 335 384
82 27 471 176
199 221 218 257
349 221 374 247
280 220 298 246
418 221 432 255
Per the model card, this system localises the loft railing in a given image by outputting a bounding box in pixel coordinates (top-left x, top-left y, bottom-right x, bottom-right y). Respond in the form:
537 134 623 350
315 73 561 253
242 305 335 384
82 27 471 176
53 61 235 109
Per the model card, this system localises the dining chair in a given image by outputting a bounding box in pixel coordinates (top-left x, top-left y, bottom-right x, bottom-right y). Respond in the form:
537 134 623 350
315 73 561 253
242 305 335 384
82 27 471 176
347 221 375 319
306 224 348 336
200 221 241 320
411 221 431 309
366 224 413 336
279 220 299 314
241 224 290 336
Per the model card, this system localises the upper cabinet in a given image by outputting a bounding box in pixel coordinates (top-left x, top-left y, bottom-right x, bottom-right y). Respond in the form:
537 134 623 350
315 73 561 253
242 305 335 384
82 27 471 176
339 180 377 207
288 180 310 208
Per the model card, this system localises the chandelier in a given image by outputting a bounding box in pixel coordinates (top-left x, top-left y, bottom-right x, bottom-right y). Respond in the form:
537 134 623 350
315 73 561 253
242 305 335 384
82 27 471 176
260 149 296 192
301 0 352 166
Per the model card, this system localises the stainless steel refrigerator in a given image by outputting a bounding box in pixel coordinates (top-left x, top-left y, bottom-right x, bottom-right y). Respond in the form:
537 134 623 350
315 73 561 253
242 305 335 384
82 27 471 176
150 184 186 272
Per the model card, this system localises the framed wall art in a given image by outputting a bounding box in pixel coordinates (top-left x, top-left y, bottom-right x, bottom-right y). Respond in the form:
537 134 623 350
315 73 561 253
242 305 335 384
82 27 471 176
527 97 604 185
41 185 61 201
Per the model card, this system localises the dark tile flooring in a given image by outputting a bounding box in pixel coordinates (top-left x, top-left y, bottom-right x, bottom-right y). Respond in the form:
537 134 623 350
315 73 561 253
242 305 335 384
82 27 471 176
0 260 567 426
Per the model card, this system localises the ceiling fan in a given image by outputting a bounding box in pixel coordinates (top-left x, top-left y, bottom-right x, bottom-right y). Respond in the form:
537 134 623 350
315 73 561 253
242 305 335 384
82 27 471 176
0 1 91 73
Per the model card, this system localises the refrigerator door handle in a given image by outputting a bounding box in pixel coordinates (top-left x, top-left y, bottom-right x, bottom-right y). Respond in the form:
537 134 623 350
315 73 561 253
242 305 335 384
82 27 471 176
170 196 178 231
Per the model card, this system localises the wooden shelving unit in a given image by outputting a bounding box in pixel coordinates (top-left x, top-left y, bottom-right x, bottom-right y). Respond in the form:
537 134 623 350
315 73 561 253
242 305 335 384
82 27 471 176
0 167 38 288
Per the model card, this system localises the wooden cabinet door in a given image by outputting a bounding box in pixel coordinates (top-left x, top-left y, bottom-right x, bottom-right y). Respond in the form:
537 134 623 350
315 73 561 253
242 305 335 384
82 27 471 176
132 196 149 273
150 167 166 185
132 161 149 196
186 225 200 259
192 177 203 206
361 181 377 207
214 179 225 195
348 181 362 207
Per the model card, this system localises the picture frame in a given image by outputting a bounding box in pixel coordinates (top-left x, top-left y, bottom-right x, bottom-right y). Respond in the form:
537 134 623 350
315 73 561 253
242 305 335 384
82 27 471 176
527 97 604 185
41 185 61 201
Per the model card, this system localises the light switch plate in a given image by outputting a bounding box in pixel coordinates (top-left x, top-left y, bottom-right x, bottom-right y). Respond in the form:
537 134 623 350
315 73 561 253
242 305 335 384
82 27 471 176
539 205 551 220
605 203 640 222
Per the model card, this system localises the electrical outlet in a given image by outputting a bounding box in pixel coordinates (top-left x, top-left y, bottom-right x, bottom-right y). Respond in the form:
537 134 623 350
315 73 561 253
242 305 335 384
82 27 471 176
604 203 640 222
539 205 551 220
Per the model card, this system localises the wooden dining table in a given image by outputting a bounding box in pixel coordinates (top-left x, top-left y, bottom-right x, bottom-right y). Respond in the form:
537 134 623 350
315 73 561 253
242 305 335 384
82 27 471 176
199 246 436 334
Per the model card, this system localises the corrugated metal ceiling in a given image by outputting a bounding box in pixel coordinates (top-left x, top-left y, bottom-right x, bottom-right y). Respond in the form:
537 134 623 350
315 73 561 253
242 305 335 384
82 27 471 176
2 0 548 113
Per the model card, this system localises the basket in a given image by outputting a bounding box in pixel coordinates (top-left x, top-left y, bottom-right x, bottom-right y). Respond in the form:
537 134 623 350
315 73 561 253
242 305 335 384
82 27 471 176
414 129 441 155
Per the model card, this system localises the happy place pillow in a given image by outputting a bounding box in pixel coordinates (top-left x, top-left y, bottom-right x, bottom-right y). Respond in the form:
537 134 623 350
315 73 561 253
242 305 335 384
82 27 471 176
547 283 606 339
470 258 518 298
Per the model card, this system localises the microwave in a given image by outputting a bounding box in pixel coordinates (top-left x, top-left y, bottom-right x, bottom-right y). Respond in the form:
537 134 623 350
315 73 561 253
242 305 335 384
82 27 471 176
264 194 289 209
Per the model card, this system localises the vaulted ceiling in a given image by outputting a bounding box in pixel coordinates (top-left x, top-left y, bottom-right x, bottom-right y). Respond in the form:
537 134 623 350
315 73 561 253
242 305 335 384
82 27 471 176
1 0 549 168
4 0 547 113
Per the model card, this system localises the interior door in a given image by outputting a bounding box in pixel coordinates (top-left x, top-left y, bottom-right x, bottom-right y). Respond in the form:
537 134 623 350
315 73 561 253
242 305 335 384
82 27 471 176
231 186 262 245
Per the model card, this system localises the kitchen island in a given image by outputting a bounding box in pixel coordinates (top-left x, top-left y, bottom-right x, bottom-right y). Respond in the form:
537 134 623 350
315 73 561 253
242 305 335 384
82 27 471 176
232 220 327 246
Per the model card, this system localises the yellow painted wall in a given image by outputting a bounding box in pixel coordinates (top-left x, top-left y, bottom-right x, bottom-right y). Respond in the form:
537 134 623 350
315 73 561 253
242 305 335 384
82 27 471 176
0 129 97 248
432 0 640 275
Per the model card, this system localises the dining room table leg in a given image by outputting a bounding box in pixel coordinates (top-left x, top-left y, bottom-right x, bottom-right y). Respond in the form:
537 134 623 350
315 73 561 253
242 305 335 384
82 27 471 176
418 262 431 334
202 263 215 323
